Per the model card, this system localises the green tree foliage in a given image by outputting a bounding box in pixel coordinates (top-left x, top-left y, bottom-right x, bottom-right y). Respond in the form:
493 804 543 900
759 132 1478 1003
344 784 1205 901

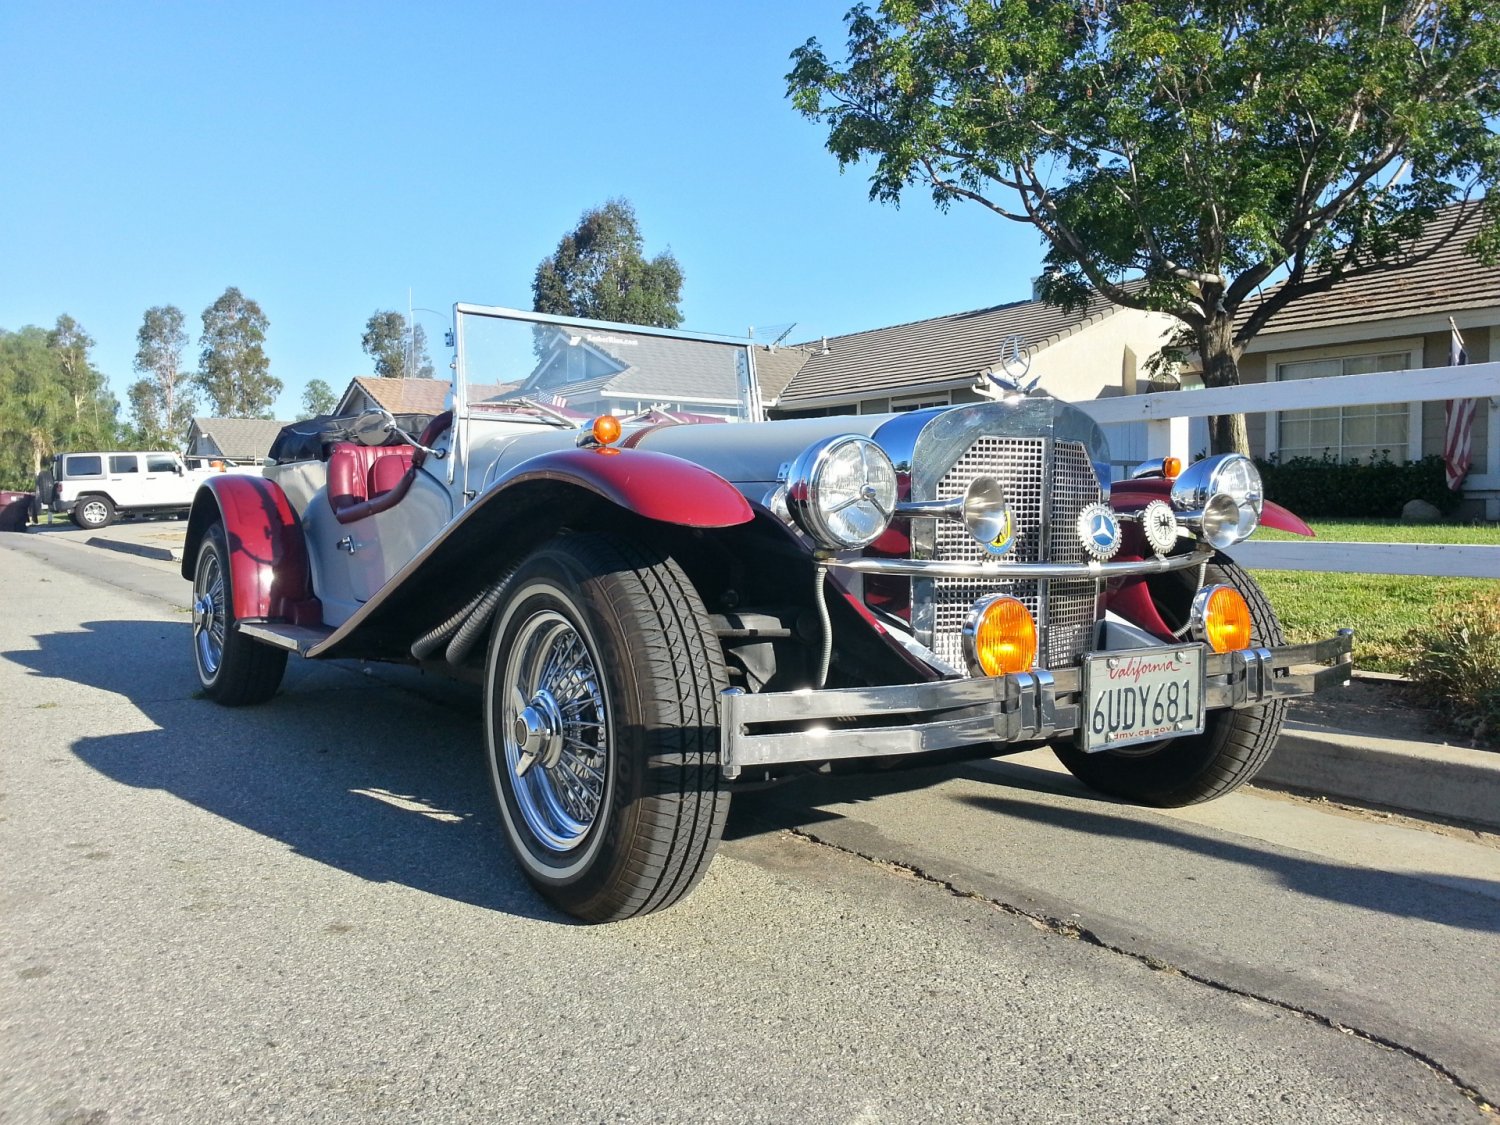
130 305 195 447
532 199 684 328
196 287 280 418
301 378 337 417
362 311 435 379
0 318 119 488
788 1 1500 453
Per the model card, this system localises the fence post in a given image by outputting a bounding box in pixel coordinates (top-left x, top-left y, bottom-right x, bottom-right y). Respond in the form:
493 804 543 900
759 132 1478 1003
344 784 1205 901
1144 415 1190 464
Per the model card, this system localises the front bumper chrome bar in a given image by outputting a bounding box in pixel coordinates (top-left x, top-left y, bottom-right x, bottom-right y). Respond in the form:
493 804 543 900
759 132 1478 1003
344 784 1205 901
718 630 1353 779
827 546 1212 581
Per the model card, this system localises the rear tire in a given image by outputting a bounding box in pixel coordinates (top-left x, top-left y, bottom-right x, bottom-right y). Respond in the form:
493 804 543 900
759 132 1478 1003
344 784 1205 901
72 495 114 529
191 520 287 705
1052 557 1286 807
484 533 730 923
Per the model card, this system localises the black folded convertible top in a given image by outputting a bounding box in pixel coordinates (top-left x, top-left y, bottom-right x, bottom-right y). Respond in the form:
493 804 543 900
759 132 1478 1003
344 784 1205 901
268 412 435 464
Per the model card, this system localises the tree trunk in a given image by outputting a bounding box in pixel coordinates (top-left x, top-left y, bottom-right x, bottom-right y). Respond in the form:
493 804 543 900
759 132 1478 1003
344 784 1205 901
1199 315 1250 457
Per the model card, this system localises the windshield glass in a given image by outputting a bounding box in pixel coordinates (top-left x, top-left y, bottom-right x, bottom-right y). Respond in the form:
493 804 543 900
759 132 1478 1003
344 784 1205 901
453 305 762 425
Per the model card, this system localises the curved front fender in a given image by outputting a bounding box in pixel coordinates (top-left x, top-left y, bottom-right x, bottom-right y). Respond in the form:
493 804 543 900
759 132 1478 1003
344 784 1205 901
492 446 753 527
181 475 318 624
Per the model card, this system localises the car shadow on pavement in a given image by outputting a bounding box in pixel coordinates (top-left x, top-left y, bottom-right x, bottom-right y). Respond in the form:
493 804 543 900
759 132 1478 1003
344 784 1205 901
9 618 568 925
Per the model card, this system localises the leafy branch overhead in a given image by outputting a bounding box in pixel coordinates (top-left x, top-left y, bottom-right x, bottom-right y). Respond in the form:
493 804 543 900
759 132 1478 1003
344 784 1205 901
789 0 1500 452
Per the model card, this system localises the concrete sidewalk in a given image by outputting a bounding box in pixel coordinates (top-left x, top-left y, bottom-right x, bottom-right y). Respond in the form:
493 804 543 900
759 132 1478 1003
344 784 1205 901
1261 720 1500 831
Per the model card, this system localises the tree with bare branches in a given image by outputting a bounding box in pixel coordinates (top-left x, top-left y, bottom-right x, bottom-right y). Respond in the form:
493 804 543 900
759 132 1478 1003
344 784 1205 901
789 0 1499 453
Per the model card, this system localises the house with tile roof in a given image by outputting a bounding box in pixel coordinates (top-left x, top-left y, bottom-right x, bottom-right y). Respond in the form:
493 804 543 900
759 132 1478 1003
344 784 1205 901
767 289 1180 422
184 417 290 464
335 376 454 418
1233 203 1500 517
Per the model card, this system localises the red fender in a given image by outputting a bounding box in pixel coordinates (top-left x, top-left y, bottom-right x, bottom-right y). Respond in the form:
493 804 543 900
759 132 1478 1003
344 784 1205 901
493 446 753 527
181 475 320 625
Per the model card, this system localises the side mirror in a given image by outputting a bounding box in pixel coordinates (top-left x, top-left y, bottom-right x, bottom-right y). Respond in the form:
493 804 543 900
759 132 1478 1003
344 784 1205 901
174 463 185 476
352 409 395 446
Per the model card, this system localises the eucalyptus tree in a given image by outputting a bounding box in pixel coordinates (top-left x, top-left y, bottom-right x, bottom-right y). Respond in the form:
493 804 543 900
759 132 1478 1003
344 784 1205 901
533 199 684 329
197 287 280 417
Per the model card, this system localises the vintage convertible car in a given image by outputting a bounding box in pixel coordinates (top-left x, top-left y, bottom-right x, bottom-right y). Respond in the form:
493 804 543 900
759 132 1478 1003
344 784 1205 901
183 304 1352 922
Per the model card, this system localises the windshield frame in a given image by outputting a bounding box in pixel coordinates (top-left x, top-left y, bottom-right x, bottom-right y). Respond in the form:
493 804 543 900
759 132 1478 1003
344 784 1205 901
451 302 765 421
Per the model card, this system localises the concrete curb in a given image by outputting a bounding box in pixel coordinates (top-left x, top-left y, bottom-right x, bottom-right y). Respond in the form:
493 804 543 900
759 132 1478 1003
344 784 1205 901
1261 723 1500 831
85 536 183 563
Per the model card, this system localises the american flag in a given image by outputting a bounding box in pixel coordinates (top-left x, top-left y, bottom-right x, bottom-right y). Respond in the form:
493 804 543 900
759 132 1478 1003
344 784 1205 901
1443 320 1475 491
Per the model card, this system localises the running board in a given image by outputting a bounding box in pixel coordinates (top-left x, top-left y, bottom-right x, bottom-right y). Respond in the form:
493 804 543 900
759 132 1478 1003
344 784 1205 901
238 622 335 656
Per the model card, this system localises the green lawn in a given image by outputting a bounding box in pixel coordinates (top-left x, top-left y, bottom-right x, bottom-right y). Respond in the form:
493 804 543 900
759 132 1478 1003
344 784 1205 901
1249 519 1500 673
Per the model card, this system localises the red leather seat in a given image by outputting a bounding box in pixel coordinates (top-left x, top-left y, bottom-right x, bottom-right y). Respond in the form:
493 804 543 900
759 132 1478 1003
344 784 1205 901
327 443 416 524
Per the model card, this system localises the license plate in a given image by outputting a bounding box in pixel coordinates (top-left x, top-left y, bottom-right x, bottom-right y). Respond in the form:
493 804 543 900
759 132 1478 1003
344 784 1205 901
1079 646 1205 752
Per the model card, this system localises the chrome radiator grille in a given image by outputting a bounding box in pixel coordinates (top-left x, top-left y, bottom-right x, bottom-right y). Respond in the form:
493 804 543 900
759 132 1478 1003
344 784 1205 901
927 437 1105 670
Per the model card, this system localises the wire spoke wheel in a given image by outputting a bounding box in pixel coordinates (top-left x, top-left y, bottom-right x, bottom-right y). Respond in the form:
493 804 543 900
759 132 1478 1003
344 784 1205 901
189 520 287 706
192 548 227 678
502 610 610 853
484 533 730 923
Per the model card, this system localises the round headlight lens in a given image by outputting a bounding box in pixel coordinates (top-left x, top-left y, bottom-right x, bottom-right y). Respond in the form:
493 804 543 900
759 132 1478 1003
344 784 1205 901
1171 453 1263 548
786 435 898 549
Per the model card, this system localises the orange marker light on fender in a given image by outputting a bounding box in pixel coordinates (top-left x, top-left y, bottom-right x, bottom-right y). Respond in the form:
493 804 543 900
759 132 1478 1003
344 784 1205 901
591 415 622 446
1197 585 1252 653
1162 456 1183 480
965 596 1037 677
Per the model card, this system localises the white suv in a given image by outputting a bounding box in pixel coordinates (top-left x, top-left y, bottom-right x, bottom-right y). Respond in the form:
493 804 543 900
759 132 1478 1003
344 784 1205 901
42 451 230 529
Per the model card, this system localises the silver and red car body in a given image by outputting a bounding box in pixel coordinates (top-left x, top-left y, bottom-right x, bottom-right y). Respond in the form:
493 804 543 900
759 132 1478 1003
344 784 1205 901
182 304 1351 779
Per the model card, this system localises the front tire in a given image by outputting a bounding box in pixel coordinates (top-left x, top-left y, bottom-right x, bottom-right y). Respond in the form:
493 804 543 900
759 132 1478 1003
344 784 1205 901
72 495 114 529
484 533 730 923
191 520 287 705
1052 557 1287 807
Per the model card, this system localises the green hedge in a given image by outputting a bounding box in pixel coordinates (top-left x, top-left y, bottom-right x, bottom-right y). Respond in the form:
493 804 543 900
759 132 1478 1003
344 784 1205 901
1254 453 1462 518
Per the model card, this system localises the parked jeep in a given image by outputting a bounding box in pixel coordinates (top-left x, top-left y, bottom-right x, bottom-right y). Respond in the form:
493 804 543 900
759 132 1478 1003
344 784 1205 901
42 450 244 529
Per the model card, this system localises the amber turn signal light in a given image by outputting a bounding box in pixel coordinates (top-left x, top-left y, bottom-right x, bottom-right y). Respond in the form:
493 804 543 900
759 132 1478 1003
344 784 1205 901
591 415 622 446
1162 456 1182 480
1192 584 1252 653
964 595 1037 677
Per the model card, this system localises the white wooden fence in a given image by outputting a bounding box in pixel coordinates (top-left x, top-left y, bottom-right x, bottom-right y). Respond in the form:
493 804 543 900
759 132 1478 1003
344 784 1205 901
1075 361 1500 578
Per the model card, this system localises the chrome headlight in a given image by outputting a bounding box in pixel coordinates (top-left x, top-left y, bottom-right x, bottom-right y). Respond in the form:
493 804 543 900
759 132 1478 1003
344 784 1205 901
786 435 897 550
1171 453 1262 547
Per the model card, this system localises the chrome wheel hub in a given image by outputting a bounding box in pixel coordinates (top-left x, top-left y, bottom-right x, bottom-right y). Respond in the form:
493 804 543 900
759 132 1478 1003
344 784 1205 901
192 551 226 678
501 610 608 854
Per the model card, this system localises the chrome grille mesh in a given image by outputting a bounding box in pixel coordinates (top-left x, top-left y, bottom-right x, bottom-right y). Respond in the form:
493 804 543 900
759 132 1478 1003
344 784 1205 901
928 438 1104 670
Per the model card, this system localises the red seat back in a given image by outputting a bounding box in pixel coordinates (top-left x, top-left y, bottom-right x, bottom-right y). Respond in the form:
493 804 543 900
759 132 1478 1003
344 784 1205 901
328 444 416 516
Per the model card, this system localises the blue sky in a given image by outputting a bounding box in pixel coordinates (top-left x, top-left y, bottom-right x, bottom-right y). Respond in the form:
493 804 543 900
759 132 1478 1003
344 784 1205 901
0 1 1046 420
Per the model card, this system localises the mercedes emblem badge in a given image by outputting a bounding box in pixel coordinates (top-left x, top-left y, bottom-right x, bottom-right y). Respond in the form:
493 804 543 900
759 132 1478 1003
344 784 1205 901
1076 502 1122 561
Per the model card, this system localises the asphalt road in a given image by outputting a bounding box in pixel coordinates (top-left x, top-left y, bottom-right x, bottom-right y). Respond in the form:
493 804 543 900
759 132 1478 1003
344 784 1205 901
2 527 1498 1123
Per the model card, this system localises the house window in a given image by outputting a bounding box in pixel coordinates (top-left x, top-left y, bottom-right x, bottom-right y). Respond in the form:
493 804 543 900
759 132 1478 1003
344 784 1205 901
1274 350 1415 464
890 392 952 413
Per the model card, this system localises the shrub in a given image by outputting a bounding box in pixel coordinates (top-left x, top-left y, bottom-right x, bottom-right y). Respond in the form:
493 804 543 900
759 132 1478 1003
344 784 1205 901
1404 592 1500 748
1255 452 1461 518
